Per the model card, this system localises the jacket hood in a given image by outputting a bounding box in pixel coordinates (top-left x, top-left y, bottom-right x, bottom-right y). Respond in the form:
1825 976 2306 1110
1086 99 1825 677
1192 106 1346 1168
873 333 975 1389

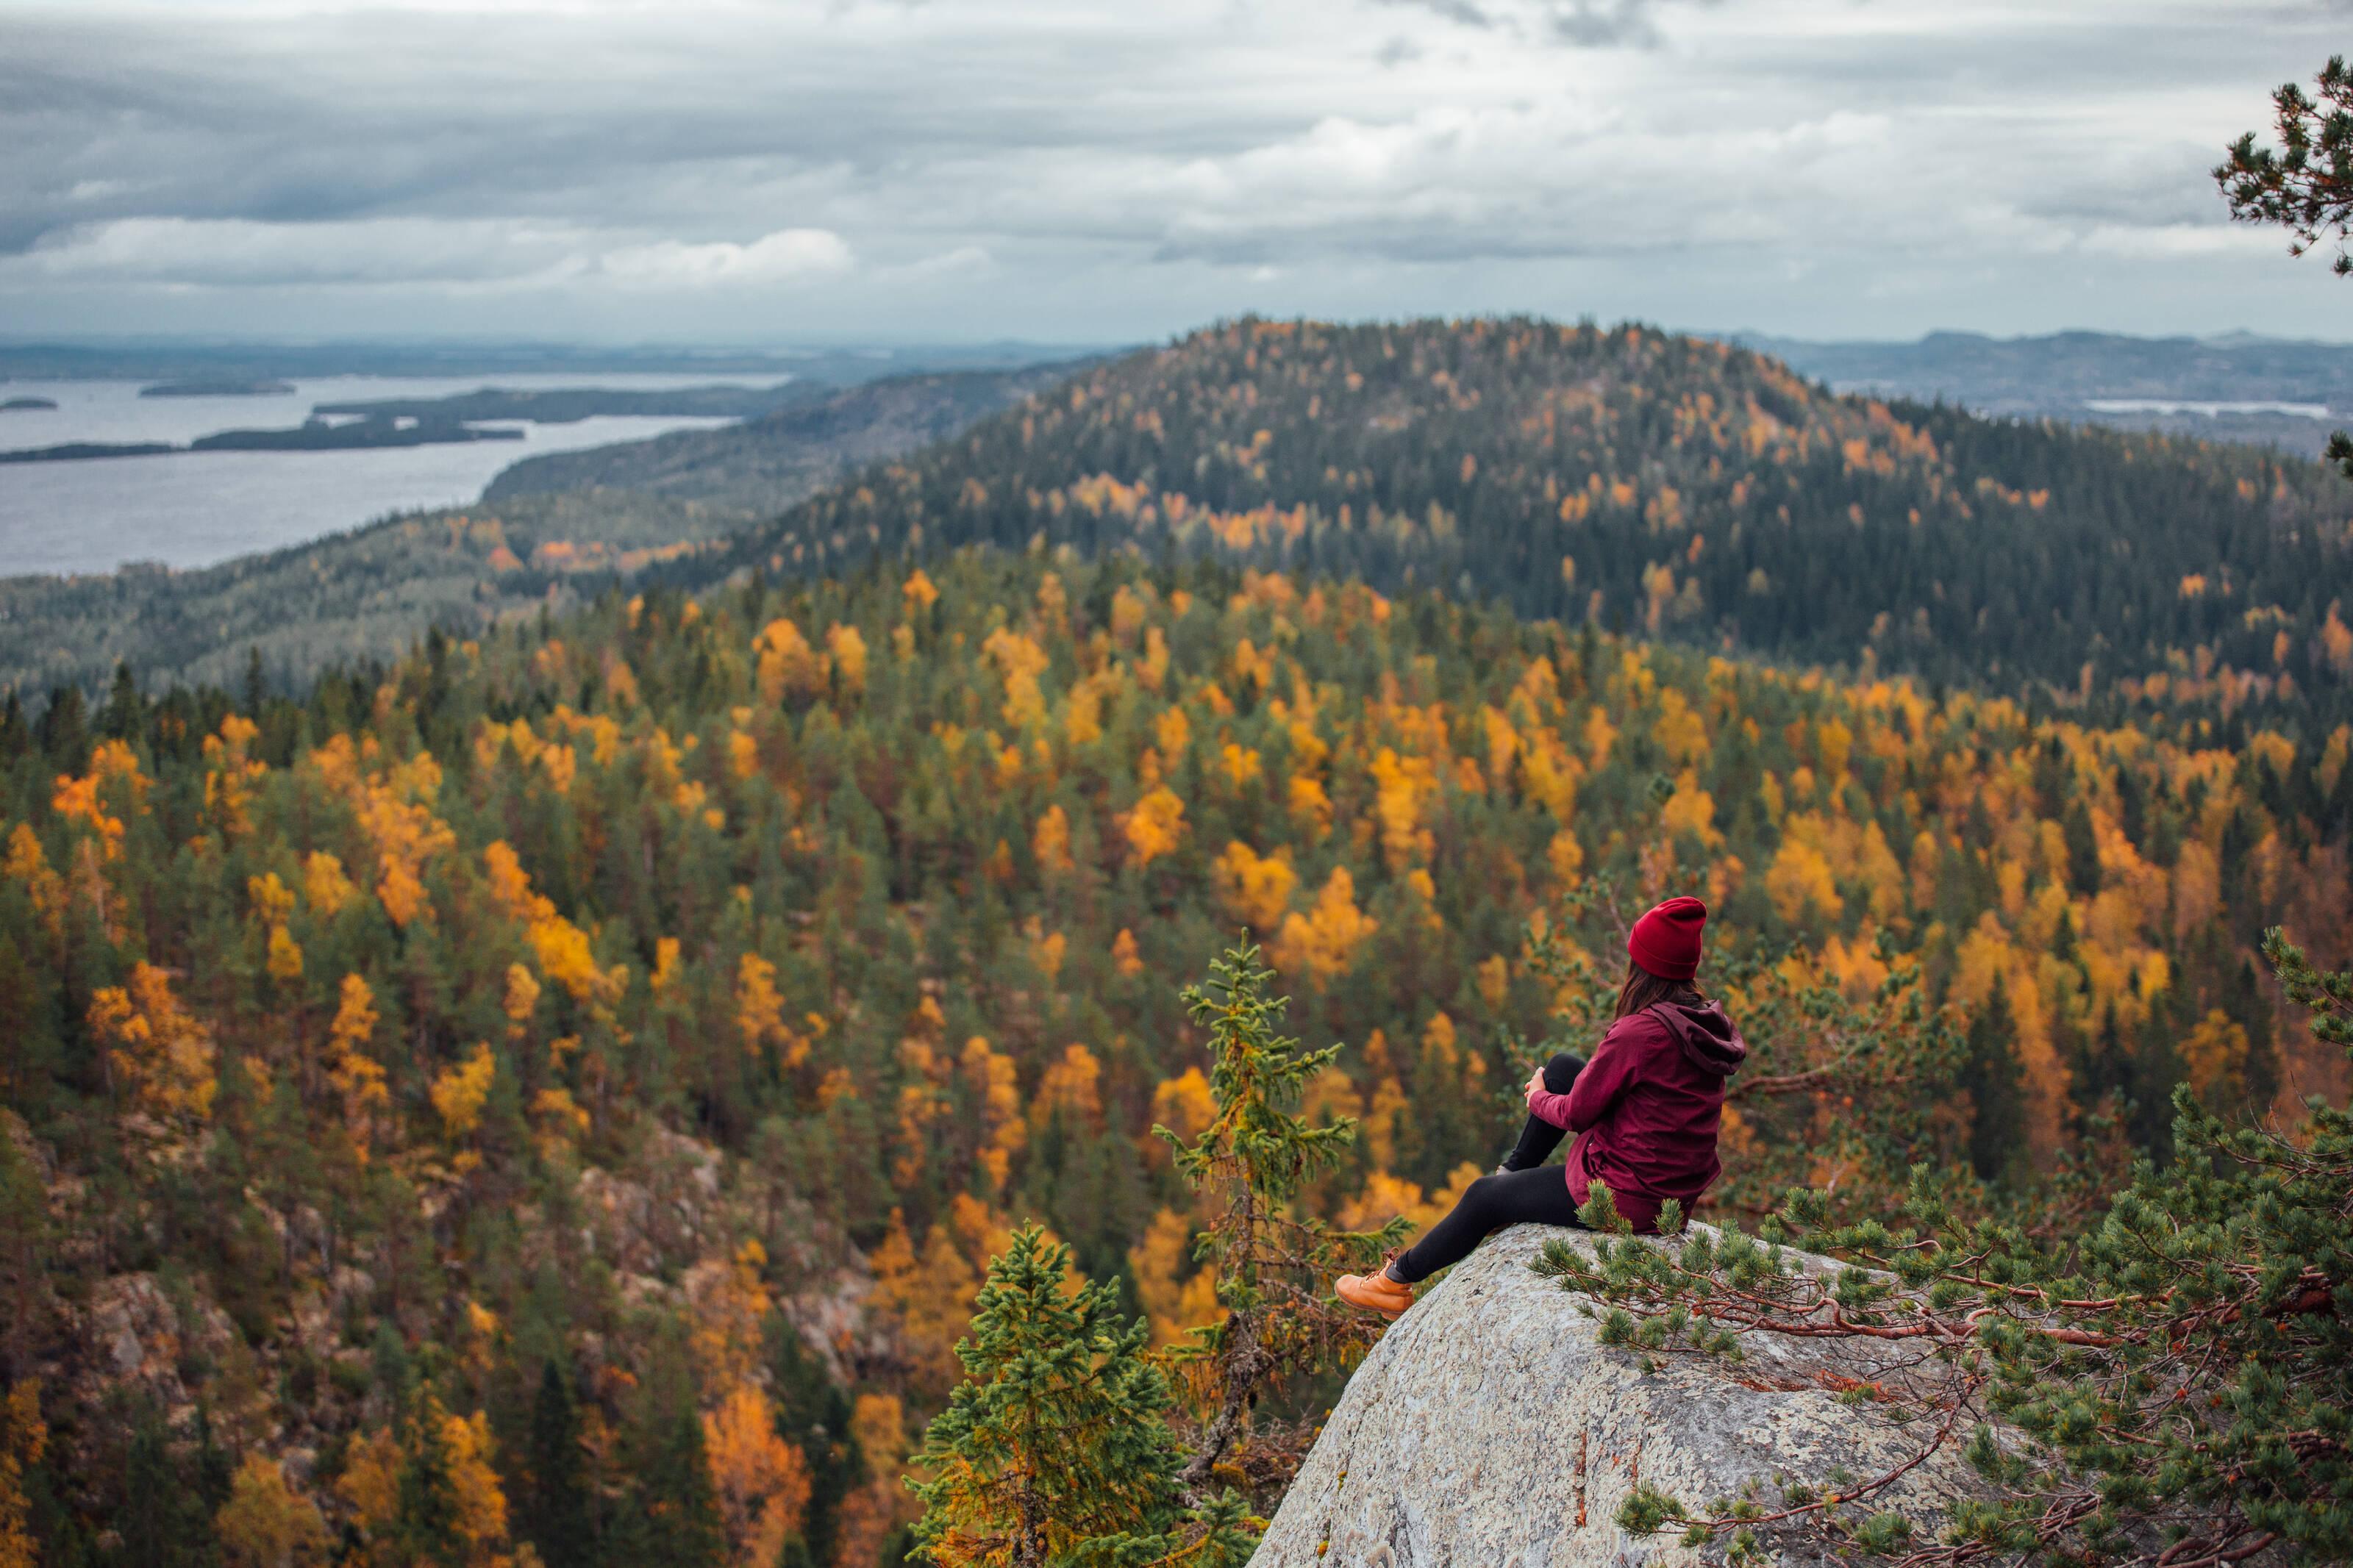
1649 999 1746 1077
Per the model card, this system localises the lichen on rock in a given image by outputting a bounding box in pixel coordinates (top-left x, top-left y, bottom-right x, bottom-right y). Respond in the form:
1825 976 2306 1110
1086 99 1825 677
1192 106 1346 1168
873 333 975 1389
1252 1223 1992 1567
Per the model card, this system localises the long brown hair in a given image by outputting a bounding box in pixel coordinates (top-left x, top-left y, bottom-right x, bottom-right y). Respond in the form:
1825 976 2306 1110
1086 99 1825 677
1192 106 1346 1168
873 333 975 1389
1613 959 1704 1020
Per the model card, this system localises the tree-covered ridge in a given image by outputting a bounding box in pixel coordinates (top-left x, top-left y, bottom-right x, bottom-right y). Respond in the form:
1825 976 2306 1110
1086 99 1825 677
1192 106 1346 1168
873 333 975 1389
673 318 2353 715
1 547 2346 1562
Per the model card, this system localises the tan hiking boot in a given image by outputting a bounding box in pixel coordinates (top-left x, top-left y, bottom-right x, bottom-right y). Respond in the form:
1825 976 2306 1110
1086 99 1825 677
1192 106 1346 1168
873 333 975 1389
1335 1267 1414 1319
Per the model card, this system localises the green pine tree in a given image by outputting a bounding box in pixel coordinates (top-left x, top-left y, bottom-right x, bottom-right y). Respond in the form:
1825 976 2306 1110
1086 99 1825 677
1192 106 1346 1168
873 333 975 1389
114 1406 218 1568
1157 944 1402 1495
2218 55 2353 474
907 1225 1250 1568
604 1358 724 1568
521 1362 594 1568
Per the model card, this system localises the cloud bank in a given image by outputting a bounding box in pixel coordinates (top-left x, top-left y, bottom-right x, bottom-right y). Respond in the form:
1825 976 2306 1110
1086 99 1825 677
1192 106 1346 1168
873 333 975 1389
0 0 2344 343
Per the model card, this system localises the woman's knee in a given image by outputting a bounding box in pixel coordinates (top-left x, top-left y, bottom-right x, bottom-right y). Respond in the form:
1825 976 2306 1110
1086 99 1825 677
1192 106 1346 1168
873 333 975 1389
1458 1172 1507 1219
1543 1051 1586 1093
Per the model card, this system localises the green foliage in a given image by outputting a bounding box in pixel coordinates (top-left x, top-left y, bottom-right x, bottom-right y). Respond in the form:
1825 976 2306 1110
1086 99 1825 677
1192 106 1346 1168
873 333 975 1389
607 1363 726 1568
908 1225 1249 1568
2218 57 2353 476
1158 944 1405 1497
520 1362 593 1568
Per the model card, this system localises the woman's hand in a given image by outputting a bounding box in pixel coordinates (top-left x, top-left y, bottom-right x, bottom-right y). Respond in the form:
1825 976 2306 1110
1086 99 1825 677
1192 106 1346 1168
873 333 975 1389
1525 1064 1549 1099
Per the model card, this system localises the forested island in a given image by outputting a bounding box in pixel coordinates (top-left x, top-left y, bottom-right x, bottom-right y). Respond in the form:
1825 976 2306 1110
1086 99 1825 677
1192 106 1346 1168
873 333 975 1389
0 415 523 465
0 396 58 412
138 379 296 398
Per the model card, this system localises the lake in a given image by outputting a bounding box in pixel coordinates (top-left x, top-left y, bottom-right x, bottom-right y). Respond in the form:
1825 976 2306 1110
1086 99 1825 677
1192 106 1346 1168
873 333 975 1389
0 374 765 578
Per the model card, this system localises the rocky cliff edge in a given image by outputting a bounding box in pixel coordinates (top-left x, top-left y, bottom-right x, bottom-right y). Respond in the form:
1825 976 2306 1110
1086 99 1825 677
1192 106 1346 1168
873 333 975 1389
1253 1222 1989 1567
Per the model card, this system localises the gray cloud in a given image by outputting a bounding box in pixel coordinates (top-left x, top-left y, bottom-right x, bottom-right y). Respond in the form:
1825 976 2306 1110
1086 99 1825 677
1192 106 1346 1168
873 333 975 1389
1375 0 1499 28
0 0 2343 343
1543 0 1669 47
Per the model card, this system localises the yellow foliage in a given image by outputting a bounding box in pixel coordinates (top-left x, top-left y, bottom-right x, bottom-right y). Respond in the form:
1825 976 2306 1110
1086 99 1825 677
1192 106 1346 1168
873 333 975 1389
1477 953 1510 1011
247 871 296 925
3 826 62 940
981 626 1051 730
1033 1043 1104 1131
826 623 870 695
430 1044 497 1143
1149 1067 1216 1148
1286 773 1333 839
531 1086 591 1156
690 1240 776 1393
1764 837 1842 923
755 617 827 704
442 1408 510 1561
0 1381 46 1568
265 923 304 985
216 1453 329 1568
1110 927 1145 977
1213 840 1298 931
1368 746 1437 870
1335 1162 1482 1235
1546 827 1585 887
335 1428 399 1539
1273 865 1377 988
53 738 147 859
301 851 355 915
1127 1207 1220 1347
1032 804 1074 876
960 1037 1026 1190
736 953 806 1067
502 963 540 1036
89 962 217 1126
1122 786 1187 867
704 1386 812 1568
1658 769 1721 847
2179 1009 2250 1101
1652 688 1710 767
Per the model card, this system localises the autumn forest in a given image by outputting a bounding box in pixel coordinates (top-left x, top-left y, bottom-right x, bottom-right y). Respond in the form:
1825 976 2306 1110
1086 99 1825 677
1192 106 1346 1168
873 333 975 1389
4 318 2352 1567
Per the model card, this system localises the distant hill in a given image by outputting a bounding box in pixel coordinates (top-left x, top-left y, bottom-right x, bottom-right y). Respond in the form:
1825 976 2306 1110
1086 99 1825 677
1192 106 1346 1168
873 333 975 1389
1742 329 2353 459
660 318 2353 714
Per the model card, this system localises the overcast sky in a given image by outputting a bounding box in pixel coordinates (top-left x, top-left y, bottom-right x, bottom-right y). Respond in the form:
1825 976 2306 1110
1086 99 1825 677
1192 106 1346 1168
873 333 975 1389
2 0 2347 346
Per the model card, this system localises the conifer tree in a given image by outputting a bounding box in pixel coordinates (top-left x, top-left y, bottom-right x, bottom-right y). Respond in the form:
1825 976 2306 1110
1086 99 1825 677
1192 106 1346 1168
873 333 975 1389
2219 55 2353 474
605 1359 725 1568
907 1225 1249 1568
521 1362 593 1568
1158 944 1404 1494
769 1325 863 1567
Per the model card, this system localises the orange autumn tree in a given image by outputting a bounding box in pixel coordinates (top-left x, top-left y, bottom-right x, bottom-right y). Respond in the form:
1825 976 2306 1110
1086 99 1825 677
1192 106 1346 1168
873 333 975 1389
89 962 218 1130
703 1385 811 1568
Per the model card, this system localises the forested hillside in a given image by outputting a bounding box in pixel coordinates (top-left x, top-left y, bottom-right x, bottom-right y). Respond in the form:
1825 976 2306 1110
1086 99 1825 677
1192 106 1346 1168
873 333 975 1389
670 318 2353 715
4 529 2346 1562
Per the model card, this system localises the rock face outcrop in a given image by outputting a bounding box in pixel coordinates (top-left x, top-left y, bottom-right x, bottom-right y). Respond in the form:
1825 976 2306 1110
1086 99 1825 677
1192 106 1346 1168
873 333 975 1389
1253 1224 1988 1567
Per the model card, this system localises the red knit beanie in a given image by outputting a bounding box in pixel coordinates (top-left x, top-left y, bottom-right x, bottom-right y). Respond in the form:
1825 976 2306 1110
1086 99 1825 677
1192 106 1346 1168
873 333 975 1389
1628 896 1707 981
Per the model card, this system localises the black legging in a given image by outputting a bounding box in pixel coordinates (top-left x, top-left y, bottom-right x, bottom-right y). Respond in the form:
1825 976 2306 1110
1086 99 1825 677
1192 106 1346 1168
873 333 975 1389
1390 1051 1585 1284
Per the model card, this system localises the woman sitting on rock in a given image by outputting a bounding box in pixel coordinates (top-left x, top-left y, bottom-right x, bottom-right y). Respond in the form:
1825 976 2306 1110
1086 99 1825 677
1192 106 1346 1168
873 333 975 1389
1336 895 1746 1319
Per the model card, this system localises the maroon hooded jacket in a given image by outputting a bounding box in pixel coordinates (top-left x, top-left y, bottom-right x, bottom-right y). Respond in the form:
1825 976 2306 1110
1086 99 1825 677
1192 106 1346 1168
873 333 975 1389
1524 1000 1746 1234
